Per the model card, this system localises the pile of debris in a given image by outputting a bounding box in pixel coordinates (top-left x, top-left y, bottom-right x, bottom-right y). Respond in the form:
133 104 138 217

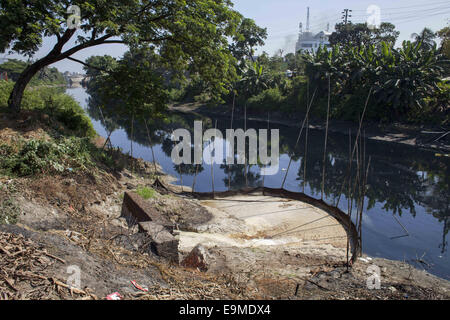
0 232 97 300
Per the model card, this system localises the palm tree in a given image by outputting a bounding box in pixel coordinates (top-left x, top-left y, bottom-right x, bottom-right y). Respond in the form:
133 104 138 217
411 28 436 51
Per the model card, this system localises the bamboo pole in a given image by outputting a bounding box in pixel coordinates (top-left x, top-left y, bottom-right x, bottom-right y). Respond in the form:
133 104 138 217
179 170 183 192
130 113 134 174
144 118 158 174
192 163 199 193
262 112 270 192
336 87 373 208
303 112 309 193
228 92 236 191
359 156 371 255
244 104 248 188
321 75 331 200
211 120 217 198
281 88 317 189
346 129 352 271
356 136 361 236
98 105 112 151
102 131 113 150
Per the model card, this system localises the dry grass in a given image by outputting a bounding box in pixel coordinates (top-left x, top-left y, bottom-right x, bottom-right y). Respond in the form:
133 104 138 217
0 232 97 300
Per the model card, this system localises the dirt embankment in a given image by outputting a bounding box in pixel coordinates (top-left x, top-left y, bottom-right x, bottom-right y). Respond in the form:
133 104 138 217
0 113 449 300
170 103 450 152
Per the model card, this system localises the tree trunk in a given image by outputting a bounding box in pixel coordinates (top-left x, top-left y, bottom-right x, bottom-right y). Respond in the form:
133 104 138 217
8 29 77 113
8 59 51 113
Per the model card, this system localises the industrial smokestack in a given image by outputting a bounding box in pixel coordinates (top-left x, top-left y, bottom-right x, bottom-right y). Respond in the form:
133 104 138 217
306 7 310 32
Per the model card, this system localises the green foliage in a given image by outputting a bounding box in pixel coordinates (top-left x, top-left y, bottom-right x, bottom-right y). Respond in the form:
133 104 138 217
237 60 270 100
1 0 244 112
91 48 169 120
0 59 66 85
329 22 399 48
247 87 286 111
0 197 20 225
0 136 120 177
437 27 450 75
437 27 450 57
230 18 267 67
411 28 436 51
0 80 13 108
167 74 212 104
136 186 156 200
0 80 95 137
302 40 449 123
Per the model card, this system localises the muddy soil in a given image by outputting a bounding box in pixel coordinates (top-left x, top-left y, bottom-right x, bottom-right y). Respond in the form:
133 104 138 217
1 113 449 300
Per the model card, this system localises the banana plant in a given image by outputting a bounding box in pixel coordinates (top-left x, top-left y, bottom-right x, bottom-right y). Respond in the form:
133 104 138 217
237 60 269 99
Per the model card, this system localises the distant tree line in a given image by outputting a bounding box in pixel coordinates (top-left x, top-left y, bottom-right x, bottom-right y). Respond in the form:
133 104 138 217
85 21 449 126
0 59 66 86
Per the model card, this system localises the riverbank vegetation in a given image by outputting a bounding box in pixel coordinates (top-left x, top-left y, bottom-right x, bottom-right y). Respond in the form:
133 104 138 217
83 21 449 127
177 23 449 125
0 59 66 86
0 80 95 137
2 0 448 127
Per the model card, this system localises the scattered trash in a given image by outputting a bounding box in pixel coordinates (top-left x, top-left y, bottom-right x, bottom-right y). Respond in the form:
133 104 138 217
131 280 148 292
106 292 123 300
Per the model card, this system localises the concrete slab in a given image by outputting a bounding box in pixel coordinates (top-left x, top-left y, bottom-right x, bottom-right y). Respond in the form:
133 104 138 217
179 192 348 259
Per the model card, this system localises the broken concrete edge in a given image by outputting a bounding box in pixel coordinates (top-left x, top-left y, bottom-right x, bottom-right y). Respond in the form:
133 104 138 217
121 192 179 263
121 191 174 233
139 221 179 263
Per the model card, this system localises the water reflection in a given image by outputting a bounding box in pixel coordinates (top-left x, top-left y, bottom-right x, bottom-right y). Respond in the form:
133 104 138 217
67 87 450 280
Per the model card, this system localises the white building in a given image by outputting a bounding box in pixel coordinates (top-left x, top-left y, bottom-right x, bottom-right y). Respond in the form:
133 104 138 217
296 31 331 53
295 8 331 53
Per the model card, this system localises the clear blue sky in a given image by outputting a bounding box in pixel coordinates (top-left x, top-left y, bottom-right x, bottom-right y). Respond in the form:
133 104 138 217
3 0 449 73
